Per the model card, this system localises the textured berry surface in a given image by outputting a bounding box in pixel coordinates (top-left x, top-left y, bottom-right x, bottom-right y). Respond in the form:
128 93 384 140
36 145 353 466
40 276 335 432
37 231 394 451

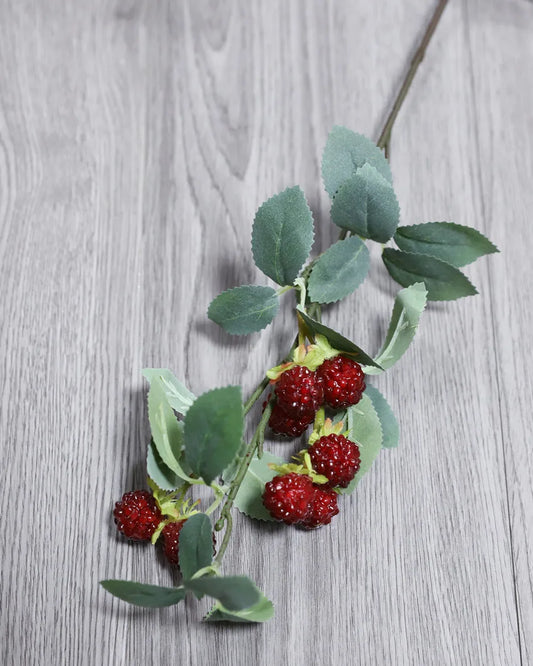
318 356 365 409
262 472 315 524
308 433 361 488
302 486 339 529
113 490 163 541
274 366 324 418
162 520 186 565
269 401 314 437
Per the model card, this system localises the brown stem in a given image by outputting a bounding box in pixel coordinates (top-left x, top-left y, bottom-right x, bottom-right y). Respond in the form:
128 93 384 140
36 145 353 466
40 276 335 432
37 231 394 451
377 0 449 150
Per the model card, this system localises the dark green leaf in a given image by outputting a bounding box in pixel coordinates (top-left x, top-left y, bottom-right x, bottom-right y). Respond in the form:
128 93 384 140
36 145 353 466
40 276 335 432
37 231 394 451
204 595 275 623
178 513 214 580
234 451 284 521
207 285 279 335
251 186 314 285
330 164 400 242
184 386 244 485
382 249 478 301
394 222 499 267
146 440 182 491
365 282 427 375
147 378 185 475
322 126 392 198
338 394 383 495
297 309 382 369
364 385 399 449
308 236 370 304
143 369 195 416
100 580 186 608
185 576 261 611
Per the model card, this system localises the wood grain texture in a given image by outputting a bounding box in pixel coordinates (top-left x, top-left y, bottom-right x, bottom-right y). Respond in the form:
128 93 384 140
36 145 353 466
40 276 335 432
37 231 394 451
0 0 530 664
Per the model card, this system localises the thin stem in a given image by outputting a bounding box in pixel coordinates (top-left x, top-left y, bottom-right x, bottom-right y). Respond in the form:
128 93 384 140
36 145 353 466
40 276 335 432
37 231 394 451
376 0 449 150
243 376 269 415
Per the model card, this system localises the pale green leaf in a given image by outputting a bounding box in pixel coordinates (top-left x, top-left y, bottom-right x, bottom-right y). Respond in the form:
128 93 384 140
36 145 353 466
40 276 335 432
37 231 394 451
147 378 185 475
365 282 427 375
364 385 399 449
143 369 195 416
394 222 499 267
382 249 478 301
322 126 392 198
308 236 370 304
185 576 261 611
146 441 182 491
100 580 186 608
330 164 400 242
204 594 275 623
251 186 314 285
207 285 279 335
184 386 244 485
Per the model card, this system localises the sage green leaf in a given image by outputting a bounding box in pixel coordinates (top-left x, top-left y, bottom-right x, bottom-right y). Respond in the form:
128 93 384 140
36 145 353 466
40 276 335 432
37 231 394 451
330 164 400 242
338 393 383 495
308 236 370 304
322 126 392 198
364 282 427 375
207 285 279 335
100 580 186 608
364 385 399 449
146 440 182 491
204 594 275 623
147 378 185 475
178 513 213 580
382 249 478 301
297 309 382 369
394 222 498 267
185 576 261 611
251 186 314 285
143 368 195 416
184 386 244 485
234 451 284 521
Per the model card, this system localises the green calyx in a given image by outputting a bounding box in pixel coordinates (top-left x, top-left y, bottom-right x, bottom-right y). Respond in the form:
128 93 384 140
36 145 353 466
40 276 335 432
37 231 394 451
266 334 341 380
148 478 201 544
308 413 347 446
268 451 329 485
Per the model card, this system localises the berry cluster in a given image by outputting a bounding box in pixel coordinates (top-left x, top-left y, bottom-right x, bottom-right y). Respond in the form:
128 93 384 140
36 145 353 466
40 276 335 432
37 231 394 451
268 356 365 437
262 432 361 527
113 490 204 567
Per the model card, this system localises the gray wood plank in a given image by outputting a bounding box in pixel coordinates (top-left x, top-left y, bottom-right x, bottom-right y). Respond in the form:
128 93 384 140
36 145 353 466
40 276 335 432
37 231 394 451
0 1 528 664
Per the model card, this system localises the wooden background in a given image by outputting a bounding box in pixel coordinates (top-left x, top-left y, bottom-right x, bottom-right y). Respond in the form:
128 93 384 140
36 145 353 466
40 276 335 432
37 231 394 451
1 1 532 664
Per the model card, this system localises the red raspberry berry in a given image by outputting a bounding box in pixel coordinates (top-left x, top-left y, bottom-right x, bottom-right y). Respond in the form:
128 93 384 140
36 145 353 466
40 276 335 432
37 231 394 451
262 472 315 524
308 433 361 488
317 356 365 409
269 401 315 437
162 519 186 565
301 486 339 529
113 490 163 541
274 366 324 418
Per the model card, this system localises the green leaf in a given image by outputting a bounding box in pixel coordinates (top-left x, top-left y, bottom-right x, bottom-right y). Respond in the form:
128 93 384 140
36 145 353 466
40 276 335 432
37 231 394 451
234 451 284 521
322 126 392 198
146 440 182 491
184 386 244 485
364 385 399 449
204 594 275 623
251 186 314 286
394 222 499 267
382 249 478 301
207 285 279 335
365 282 427 375
297 309 382 369
100 580 186 608
143 369 195 416
338 393 383 495
184 576 261 611
330 164 400 242
178 513 214 580
308 236 370 304
147 378 185 475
